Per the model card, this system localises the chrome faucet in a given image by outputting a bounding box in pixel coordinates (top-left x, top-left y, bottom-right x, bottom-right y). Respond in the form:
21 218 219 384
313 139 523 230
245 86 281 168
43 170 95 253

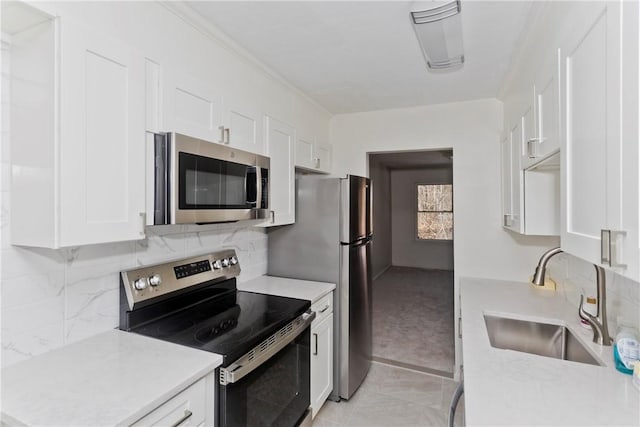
531 247 563 286
532 246 612 346
578 265 613 346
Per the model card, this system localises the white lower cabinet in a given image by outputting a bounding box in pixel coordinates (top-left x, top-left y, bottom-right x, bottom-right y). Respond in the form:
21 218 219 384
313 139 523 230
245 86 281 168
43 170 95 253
132 374 214 427
310 293 334 418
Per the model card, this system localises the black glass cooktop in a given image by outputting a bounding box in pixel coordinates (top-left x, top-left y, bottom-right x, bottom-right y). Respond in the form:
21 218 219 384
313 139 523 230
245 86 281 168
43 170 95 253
129 289 310 366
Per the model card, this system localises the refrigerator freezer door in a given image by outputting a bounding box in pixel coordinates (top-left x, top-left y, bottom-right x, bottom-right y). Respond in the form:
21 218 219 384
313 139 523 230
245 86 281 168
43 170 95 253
340 175 372 244
339 238 372 399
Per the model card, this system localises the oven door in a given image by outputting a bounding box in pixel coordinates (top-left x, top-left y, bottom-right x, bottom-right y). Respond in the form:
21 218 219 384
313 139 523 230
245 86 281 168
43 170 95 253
219 314 313 427
156 132 269 224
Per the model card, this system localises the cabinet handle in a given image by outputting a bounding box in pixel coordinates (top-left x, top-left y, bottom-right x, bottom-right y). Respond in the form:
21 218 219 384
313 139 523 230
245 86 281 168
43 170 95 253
170 410 193 427
313 333 318 356
138 212 146 236
526 138 539 158
602 229 627 268
503 214 512 227
458 317 462 339
218 126 230 144
319 304 330 313
314 157 320 169
270 210 275 224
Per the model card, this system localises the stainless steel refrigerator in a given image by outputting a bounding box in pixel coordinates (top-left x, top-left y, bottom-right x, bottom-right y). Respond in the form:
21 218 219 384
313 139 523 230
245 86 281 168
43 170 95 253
267 174 373 401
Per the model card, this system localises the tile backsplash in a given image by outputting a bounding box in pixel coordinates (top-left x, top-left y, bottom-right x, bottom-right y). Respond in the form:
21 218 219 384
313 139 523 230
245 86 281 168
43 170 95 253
0 223 268 368
548 252 640 333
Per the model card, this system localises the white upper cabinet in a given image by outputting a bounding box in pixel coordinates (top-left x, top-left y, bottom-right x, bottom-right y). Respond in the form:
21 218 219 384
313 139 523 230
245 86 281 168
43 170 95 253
561 0 639 281
500 121 524 234
533 50 561 162
59 20 146 246
163 68 224 144
295 135 332 174
521 50 561 169
162 69 264 155
223 97 264 155
562 1 624 270
264 117 295 227
11 13 147 248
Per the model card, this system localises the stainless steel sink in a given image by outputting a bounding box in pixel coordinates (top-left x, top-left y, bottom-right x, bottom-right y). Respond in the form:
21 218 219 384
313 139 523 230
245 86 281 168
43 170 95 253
483 315 602 366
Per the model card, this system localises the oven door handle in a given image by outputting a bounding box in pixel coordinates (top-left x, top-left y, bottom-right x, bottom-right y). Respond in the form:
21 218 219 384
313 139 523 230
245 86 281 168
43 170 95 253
219 310 316 385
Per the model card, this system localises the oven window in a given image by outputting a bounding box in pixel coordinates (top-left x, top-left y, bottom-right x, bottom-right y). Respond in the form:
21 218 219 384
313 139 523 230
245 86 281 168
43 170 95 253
219 329 310 427
179 152 256 209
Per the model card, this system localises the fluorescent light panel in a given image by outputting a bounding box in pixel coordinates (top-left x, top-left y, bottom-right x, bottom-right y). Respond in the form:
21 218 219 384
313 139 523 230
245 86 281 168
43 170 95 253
411 1 464 71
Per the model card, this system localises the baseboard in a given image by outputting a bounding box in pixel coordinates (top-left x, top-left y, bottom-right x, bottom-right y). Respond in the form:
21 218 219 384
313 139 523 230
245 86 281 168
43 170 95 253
372 265 392 281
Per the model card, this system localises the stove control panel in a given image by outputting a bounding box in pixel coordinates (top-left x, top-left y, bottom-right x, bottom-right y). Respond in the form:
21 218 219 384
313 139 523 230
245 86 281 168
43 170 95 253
121 249 241 310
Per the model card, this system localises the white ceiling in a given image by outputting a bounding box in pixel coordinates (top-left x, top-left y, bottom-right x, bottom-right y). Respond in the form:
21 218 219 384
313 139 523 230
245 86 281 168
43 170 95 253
186 1 534 114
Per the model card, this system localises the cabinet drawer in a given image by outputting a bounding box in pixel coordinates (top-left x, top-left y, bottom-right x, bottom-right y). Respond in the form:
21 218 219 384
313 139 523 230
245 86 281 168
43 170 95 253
311 293 333 323
132 378 206 426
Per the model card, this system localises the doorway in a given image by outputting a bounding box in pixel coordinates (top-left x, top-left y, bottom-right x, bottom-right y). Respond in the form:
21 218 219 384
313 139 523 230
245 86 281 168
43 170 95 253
368 150 455 378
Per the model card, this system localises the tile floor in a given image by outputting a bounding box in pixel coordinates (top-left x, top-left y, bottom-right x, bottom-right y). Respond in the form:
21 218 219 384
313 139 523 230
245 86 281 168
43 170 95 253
313 362 463 427
372 267 455 376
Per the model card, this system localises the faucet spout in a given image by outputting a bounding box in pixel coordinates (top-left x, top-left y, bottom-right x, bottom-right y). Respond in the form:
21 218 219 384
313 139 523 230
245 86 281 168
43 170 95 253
532 247 563 286
578 265 613 346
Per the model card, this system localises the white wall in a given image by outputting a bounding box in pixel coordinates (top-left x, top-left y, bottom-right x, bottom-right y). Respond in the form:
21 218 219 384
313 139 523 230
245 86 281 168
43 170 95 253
0 1 330 367
330 99 560 376
390 167 454 271
368 157 392 278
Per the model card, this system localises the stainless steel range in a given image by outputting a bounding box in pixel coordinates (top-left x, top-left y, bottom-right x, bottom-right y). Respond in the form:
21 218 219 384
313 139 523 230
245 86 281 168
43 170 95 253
119 250 314 427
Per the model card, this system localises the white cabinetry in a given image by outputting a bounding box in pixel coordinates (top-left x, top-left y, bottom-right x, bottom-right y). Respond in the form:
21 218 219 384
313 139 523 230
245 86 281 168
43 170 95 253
295 136 332 174
501 123 523 233
310 292 333 418
132 377 208 427
11 13 146 248
561 0 639 280
163 70 264 155
264 117 295 226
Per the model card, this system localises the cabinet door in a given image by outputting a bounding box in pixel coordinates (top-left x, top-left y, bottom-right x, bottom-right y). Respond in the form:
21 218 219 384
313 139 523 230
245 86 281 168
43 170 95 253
521 101 537 165
59 19 146 246
163 68 224 143
507 122 523 233
311 313 333 418
315 142 332 173
295 136 315 169
562 1 621 266
534 50 561 160
264 116 295 226
224 99 264 154
500 135 512 227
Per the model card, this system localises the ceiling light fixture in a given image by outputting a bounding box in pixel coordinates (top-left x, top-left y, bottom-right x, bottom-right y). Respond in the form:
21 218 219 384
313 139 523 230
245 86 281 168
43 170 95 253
410 0 464 71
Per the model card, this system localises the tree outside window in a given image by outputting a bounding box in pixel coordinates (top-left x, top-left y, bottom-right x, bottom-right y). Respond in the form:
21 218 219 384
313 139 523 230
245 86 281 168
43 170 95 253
417 184 453 240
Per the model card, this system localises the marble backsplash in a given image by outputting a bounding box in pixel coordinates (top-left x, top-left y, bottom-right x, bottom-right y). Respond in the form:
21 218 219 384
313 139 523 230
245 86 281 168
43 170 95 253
0 223 268 368
547 252 640 333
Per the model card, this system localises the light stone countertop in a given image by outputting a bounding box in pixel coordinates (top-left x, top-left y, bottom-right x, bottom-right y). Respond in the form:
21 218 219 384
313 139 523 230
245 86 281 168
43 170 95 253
460 277 639 426
1 329 222 426
238 275 336 303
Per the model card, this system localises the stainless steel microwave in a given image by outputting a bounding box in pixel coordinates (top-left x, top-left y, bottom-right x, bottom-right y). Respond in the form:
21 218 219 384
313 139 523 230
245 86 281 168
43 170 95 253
153 132 269 225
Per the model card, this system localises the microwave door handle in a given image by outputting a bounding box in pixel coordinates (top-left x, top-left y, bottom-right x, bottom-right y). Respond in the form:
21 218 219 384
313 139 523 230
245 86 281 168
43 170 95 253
253 167 261 208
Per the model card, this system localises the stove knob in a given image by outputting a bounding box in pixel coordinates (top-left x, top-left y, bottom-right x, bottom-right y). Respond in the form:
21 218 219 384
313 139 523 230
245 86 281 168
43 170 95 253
149 274 162 287
221 258 230 268
212 260 222 270
229 256 238 266
133 278 148 291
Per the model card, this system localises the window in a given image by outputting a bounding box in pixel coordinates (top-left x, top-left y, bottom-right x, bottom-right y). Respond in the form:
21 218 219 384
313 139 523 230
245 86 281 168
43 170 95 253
417 184 453 240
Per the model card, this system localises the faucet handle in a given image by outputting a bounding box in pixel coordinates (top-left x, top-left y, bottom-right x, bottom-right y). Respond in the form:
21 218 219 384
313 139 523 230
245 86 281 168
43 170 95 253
578 295 596 324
